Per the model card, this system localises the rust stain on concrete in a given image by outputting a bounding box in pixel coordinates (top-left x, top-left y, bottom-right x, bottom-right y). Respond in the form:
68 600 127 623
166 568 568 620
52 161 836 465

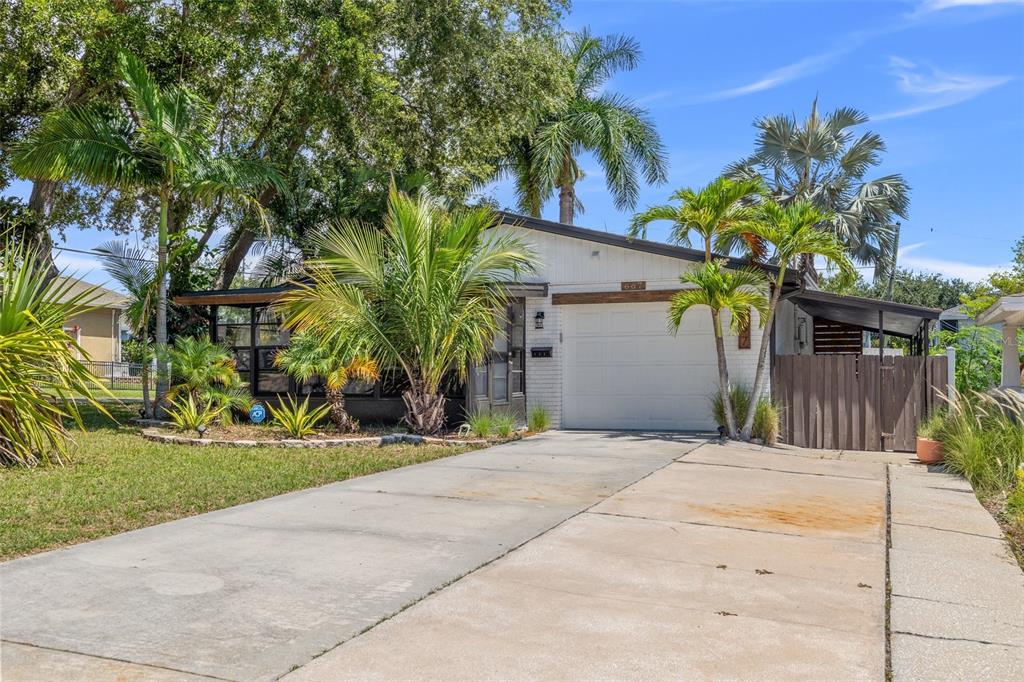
688 495 883 533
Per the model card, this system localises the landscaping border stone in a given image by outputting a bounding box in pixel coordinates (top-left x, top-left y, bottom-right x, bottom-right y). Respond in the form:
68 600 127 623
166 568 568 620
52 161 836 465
140 427 494 448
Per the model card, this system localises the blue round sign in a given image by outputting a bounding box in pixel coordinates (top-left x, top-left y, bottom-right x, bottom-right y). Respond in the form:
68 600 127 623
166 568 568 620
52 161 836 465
249 403 267 424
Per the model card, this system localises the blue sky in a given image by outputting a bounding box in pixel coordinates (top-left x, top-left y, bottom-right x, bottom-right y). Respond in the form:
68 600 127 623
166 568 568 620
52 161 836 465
7 0 1024 288
485 0 1024 283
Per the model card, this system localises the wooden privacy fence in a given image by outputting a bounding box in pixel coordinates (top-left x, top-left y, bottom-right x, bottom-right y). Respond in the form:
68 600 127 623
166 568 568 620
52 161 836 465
772 354 949 452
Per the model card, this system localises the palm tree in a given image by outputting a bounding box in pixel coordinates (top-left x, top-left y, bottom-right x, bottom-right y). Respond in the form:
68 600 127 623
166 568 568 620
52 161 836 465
727 201 855 441
162 336 251 424
669 260 768 439
278 187 537 435
725 98 909 279
94 240 160 417
0 239 109 466
275 333 380 432
629 177 766 262
10 52 285 407
504 29 668 224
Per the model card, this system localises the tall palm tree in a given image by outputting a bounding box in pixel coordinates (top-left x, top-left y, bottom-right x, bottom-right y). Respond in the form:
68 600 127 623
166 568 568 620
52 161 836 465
94 240 160 417
725 98 909 279
629 176 766 262
504 29 668 224
726 201 855 441
10 52 285 407
669 260 768 439
275 333 380 432
278 188 537 435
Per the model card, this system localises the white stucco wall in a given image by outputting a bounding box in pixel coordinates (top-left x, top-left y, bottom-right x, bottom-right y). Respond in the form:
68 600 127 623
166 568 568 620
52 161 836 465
497 224 765 429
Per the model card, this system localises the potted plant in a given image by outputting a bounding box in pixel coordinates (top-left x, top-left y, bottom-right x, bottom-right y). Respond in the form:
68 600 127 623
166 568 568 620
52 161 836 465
916 411 946 464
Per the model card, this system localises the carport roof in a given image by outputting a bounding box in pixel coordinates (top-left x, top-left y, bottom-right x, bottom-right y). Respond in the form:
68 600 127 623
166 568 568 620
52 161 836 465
789 289 941 338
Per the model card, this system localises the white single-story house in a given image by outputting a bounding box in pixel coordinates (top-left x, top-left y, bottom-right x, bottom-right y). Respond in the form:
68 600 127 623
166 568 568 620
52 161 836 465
176 212 942 434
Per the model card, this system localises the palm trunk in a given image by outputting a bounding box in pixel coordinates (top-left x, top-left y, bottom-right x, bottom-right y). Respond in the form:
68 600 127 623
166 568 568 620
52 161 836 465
326 386 353 431
558 155 575 224
402 383 446 435
155 191 169 413
740 271 786 441
712 310 737 439
140 336 153 419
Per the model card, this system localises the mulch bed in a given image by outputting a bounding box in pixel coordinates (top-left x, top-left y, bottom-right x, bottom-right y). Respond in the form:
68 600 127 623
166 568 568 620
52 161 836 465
140 424 523 449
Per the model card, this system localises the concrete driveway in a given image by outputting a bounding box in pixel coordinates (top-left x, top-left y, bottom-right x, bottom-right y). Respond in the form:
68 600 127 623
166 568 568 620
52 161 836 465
286 441 890 681
0 431 702 681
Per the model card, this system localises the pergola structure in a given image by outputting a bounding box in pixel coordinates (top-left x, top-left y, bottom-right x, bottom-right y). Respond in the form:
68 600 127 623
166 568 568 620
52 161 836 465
976 294 1024 390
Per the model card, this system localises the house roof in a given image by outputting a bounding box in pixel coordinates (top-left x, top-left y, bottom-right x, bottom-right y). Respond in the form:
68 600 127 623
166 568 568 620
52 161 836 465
976 294 1024 327
494 211 803 287
789 289 941 338
54 277 129 309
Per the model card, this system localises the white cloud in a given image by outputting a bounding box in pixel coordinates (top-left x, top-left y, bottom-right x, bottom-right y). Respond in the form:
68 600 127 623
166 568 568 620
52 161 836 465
696 48 845 102
871 57 1012 121
916 0 1024 13
898 242 1009 281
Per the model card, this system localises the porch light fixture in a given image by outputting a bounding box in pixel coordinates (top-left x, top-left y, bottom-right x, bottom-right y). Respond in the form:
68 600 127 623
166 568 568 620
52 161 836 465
534 311 545 329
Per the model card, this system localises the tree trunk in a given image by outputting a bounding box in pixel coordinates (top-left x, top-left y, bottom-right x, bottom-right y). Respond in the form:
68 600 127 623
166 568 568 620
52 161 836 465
712 310 737 439
326 386 354 432
740 273 786 441
27 180 59 281
402 385 447 435
558 182 574 225
140 336 153 419
155 191 169 412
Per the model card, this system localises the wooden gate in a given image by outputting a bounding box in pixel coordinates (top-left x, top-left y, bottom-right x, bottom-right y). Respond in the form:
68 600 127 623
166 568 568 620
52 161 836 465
772 354 948 452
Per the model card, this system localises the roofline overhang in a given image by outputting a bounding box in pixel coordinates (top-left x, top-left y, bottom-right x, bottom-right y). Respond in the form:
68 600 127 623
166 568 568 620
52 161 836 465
494 211 803 287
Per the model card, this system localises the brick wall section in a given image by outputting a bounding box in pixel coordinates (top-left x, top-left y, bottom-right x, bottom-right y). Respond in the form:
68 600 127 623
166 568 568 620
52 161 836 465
524 298 563 427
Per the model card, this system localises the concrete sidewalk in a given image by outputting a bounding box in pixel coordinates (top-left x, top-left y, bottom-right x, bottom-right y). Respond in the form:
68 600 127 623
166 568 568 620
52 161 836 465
0 431 702 681
286 442 891 681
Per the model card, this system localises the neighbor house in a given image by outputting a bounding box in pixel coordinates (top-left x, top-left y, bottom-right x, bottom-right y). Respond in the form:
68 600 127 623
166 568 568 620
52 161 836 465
176 213 943 440
59 277 129 363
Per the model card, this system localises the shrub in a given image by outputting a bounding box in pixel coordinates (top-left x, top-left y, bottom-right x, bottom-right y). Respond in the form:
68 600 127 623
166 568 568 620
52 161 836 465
162 336 251 424
528 404 551 432
917 410 946 440
269 395 330 439
464 410 493 438
753 399 780 446
492 411 517 438
940 389 1024 492
711 384 779 444
166 395 219 432
1006 470 1024 523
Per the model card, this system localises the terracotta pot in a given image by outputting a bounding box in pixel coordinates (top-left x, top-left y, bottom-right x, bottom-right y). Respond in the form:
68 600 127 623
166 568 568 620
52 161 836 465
916 437 944 464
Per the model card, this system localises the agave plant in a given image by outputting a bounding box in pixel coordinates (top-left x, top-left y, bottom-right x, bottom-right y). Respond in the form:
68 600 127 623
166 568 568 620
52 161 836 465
0 240 110 465
274 333 378 432
165 394 219 432
162 336 251 424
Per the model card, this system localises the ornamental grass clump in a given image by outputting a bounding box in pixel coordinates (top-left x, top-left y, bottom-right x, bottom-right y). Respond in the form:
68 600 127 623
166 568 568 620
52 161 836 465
939 389 1024 492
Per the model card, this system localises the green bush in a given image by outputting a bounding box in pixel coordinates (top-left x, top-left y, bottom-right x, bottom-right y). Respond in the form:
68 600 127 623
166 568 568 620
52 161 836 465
268 395 330 439
528 404 551 432
917 410 946 440
464 410 493 438
166 395 219 432
1006 470 1024 523
492 411 517 439
940 389 1024 492
710 384 780 444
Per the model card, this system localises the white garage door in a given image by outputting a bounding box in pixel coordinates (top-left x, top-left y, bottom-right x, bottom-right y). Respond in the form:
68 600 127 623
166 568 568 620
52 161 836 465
562 303 721 431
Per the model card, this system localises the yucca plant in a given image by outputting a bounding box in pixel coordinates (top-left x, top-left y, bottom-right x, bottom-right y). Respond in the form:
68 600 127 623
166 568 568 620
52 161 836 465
165 394 219 432
670 261 768 438
0 240 110 465
278 187 537 435
162 336 251 424
269 394 330 439
274 332 379 432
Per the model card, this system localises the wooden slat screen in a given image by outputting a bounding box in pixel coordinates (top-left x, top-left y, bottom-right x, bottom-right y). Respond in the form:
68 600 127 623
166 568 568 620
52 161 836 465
813 318 863 355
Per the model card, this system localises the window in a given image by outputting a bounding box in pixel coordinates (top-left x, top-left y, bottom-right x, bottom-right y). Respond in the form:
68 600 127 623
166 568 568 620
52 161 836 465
472 297 525 405
940 319 959 334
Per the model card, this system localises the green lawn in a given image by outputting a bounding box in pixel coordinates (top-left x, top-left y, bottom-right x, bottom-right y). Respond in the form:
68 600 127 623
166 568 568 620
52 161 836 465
0 404 474 561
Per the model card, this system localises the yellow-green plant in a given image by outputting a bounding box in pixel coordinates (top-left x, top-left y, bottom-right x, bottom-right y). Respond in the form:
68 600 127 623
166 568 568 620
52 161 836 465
162 336 251 424
165 394 219 432
0 241 110 465
464 410 494 438
269 394 330 439
528 404 551 432
492 411 517 438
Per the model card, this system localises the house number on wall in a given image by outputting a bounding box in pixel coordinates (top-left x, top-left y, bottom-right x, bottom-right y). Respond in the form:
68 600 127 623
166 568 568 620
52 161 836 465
620 281 646 291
